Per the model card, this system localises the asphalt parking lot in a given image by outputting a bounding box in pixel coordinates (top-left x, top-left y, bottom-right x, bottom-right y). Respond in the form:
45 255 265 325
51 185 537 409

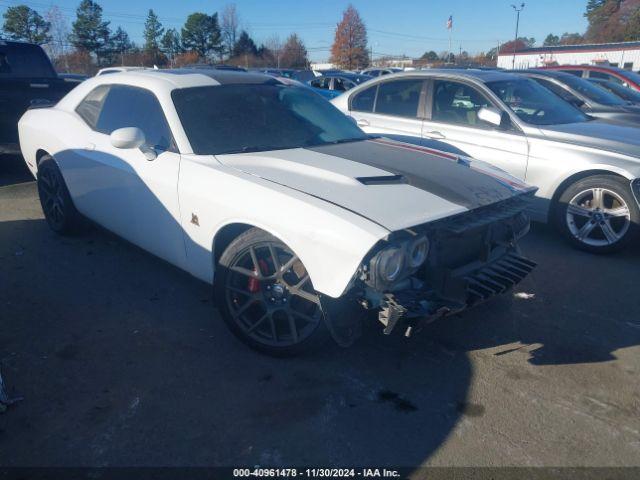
1 157 639 468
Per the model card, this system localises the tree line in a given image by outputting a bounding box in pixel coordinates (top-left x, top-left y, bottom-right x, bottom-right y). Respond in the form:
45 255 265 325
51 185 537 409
1 1 311 73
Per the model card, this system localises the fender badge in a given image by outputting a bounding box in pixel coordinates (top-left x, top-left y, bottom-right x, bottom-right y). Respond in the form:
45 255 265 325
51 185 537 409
191 213 199 226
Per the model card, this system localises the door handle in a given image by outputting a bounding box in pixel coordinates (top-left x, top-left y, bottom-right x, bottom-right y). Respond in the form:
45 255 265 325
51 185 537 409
356 118 370 127
425 130 446 140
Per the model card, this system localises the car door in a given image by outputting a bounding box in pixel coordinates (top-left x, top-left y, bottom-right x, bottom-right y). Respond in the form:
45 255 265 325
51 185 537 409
348 78 426 144
421 79 529 180
68 84 186 267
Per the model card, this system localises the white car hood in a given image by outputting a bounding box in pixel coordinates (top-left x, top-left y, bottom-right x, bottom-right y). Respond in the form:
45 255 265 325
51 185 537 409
216 138 533 232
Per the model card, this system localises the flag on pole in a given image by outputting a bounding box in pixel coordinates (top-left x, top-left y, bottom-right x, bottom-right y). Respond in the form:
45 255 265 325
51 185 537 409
446 15 453 30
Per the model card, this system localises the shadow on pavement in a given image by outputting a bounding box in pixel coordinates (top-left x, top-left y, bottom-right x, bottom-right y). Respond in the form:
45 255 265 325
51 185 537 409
0 217 639 466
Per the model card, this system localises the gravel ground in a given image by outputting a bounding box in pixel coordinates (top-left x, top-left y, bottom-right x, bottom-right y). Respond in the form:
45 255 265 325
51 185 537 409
1 158 639 468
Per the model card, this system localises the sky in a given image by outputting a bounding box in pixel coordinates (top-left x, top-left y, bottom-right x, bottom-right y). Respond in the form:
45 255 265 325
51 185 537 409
0 0 589 61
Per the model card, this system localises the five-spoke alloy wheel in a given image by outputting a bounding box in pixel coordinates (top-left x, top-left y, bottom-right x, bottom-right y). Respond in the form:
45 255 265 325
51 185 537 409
215 228 328 356
557 175 639 253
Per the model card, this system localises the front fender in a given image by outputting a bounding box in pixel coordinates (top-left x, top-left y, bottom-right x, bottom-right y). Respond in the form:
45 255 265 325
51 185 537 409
178 156 389 298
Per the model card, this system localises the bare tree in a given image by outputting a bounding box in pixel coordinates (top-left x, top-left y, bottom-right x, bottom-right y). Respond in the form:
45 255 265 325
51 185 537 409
264 34 282 67
221 4 240 59
45 6 70 70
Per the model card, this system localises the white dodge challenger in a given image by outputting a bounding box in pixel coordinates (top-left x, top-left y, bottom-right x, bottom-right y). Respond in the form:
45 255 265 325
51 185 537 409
19 69 536 355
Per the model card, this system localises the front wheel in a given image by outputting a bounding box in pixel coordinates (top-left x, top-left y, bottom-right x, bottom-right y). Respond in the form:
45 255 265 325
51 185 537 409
214 228 329 356
555 175 639 253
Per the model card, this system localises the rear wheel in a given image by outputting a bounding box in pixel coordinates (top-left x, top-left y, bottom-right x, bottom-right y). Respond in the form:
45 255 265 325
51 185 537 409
214 228 329 356
555 175 639 253
37 155 83 235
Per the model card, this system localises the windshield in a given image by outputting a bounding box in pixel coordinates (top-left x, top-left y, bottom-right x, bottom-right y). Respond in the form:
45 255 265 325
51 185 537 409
487 79 589 125
172 83 368 155
558 74 625 106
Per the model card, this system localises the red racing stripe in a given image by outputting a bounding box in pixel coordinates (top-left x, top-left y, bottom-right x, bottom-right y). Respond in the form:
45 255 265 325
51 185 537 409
370 138 459 161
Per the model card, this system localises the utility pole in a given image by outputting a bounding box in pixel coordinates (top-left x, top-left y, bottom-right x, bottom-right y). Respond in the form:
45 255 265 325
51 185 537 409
511 3 525 69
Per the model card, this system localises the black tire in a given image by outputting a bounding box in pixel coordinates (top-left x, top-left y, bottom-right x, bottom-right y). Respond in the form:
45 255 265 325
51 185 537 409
214 228 330 356
37 155 84 235
554 174 639 253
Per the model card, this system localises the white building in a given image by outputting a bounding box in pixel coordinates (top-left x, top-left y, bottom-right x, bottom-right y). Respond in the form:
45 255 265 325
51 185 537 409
497 41 640 71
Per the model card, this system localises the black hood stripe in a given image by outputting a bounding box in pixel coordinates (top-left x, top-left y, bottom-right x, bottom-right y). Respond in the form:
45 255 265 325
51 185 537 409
305 138 529 210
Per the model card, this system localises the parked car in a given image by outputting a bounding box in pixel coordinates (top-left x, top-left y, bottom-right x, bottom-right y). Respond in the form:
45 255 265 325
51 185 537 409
589 78 640 106
18 69 535 355
96 66 150 76
515 69 640 125
308 73 372 99
58 73 89 84
0 40 78 156
361 67 403 77
542 65 640 92
331 69 640 253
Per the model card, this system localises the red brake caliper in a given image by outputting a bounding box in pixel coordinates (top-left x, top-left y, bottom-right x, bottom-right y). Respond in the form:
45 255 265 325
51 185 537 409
247 259 269 293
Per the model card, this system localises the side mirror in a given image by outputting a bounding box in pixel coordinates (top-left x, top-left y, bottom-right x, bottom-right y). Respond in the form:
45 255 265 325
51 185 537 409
110 127 146 149
478 107 505 128
110 127 156 160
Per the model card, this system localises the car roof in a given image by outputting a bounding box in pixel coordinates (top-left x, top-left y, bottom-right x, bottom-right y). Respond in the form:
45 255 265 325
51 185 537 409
100 68 282 89
515 69 578 80
374 68 523 83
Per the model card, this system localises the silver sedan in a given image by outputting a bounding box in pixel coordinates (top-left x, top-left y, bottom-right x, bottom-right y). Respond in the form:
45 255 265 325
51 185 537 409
331 69 640 253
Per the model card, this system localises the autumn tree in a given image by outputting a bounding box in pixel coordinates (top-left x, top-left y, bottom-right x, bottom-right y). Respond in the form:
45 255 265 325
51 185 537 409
280 33 308 68
330 5 369 70
498 37 535 55
2 5 51 43
584 0 640 43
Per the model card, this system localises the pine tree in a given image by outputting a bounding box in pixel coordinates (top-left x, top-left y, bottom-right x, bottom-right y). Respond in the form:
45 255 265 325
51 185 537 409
280 34 308 68
2 5 51 44
232 30 257 57
144 9 164 52
181 12 222 61
71 0 111 65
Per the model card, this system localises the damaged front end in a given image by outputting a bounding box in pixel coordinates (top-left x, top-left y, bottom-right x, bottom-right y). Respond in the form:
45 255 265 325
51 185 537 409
322 195 536 346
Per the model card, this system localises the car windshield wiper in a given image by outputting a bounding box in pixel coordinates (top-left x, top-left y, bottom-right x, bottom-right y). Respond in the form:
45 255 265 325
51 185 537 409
304 136 371 148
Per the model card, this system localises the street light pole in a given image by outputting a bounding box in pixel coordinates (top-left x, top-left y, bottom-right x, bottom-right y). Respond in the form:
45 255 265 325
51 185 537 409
511 3 525 69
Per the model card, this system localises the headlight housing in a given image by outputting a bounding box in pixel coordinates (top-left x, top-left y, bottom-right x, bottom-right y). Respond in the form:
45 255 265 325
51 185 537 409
377 247 405 282
408 236 430 268
366 235 430 291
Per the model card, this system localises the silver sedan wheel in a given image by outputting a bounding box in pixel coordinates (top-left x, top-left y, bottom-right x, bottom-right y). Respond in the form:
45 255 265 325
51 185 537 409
566 187 631 247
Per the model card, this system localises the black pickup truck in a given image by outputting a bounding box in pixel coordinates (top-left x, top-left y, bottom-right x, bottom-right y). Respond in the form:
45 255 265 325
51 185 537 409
1 40 78 155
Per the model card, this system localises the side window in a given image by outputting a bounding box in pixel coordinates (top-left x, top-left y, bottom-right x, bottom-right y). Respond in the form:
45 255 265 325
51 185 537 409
95 85 173 151
588 70 622 84
75 85 110 129
431 80 491 126
334 78 355 91
311 77 331 89
374 79 423 118
561 69 583 77
351 84 377 112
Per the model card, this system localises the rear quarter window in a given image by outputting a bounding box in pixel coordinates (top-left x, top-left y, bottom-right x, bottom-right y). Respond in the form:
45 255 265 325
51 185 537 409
0 43 55 78
75 85 110 129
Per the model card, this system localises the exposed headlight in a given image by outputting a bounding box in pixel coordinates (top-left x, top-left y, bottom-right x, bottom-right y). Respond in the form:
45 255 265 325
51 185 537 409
377 247 405 282
408 236 430 268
